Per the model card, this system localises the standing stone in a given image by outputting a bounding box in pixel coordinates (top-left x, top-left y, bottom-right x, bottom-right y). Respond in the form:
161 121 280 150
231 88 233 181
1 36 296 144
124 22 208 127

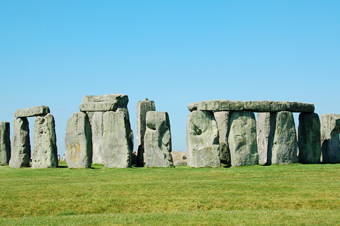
88 112 105 164
256 113 275 165
298 113 321 164
102 111 133 168
9 118 31 168
271 111 298 164
214 111 231 166
171 151 187 166
32 114 58 168
187 111 220 167
228 111 258 166
65 112 92 168
144 111 173 167
320 114 340 163
136 99 156 167
0 122 11 165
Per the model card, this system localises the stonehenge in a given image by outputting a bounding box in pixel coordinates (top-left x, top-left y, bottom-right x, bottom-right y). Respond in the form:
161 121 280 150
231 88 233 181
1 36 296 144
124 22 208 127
0 122 11 165
9 106 58 168
187 100 318 167
3 95 340 169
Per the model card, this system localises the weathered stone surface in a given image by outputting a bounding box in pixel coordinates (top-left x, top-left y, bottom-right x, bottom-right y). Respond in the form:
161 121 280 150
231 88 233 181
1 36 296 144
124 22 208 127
15 106 50 118
0 122 11 165
102 111 133 168
144 112 173 167
228 112 258 166
9 118 31 168
191 100 314 113
88 112 105 164
214 111 231 166
298 113 321 164
32 114 58 168
320 114 340 163
187 102 199 111
80 94 128 112
171 151 187 166
256 113 275 165
187 111 220 167
136 99 156 167
65 112 92 168
271 111 298 164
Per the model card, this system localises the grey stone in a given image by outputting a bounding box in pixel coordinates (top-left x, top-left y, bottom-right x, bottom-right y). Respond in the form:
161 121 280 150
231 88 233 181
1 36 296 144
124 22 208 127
65 112 92 168
187 102 199 111
80 94 128 112
88 112 105 164
298 113 321 164
15 106 50 118
9 118 31 168
213 111 231 166
144 111 173 167
0 122 11 165
136 99 156 167
271 111 298 164
228 111 259 166
191 100 314 113
256 113 275 165
187 111 220 167
102 110 133 168
320 114 340 163
31 114 58 168
171 151 187 166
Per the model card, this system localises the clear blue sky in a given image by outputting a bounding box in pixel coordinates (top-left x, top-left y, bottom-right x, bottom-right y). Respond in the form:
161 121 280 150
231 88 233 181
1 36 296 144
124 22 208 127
1 0 339 154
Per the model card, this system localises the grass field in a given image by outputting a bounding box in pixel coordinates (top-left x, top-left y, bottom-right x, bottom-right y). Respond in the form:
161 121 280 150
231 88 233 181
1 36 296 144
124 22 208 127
0 164 340 225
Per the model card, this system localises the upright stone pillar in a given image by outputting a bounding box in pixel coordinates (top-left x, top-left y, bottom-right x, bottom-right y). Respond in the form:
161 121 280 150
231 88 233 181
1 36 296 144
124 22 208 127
298 113 321 164
228 111 258 166
0 122 11 165
136 99 156 167
9 118 31 168
102 111 133 168
144 111 173 167
65 112 92 168
256 113 275 165
187 111 220 167
214 111 231 166
32 114 58 168
320 114 340 163
88 112 105 164
271 111 298 164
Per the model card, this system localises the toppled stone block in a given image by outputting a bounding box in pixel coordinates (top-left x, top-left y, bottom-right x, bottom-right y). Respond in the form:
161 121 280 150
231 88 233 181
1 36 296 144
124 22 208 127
102 110 133 168
171 151 187 166
144 111 173 167
0 122 11 165
9 118 31 168
187 111 220 167
80 94 128 112
271 111 298 164
65 112 92 168
32 114 58 168
214 111 231 166
298 113 321 164
228 112 258 166
15 106 50 118
136 99 156 167
321 114 340 163
256 113 275 165
190 100 315 113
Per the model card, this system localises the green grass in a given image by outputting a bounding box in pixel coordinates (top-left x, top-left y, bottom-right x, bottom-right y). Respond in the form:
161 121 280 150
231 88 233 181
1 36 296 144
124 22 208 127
0 164 340 225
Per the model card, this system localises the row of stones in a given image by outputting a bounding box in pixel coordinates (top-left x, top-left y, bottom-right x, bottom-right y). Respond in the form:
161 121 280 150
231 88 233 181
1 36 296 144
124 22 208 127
64 95 174 168
187 107 340 167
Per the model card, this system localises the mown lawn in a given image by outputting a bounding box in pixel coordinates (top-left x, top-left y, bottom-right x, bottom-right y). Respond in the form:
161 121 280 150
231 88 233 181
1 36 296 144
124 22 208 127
0 164 340 225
